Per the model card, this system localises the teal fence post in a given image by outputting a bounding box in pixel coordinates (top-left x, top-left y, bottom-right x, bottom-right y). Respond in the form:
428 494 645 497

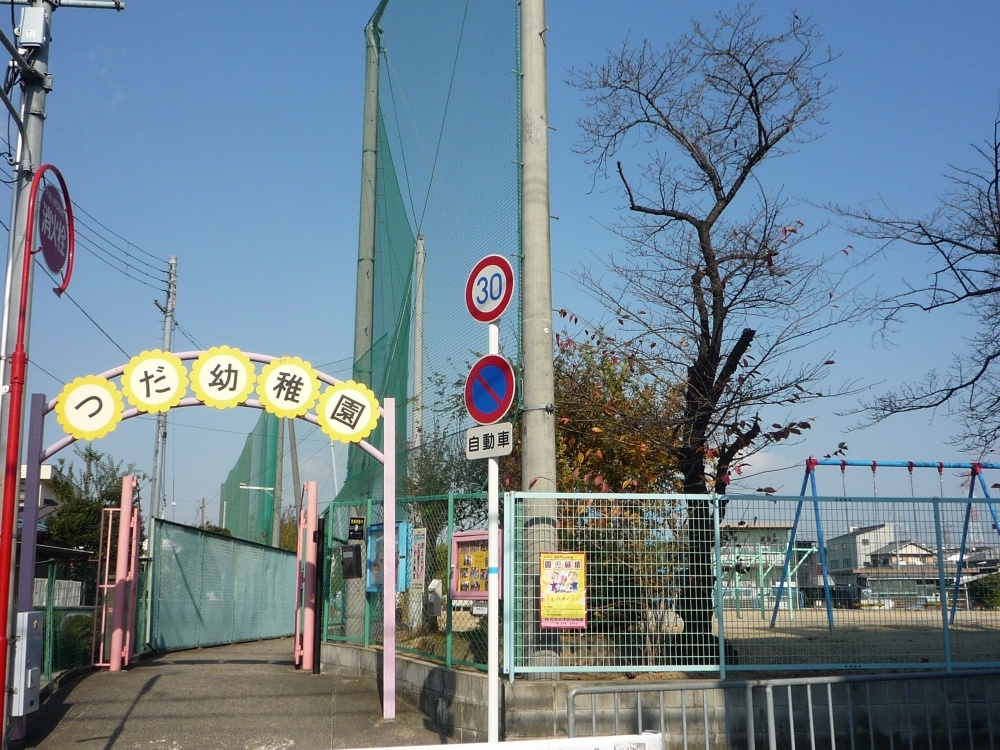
714 496 726 679
445 492 455 670
934 500 952 671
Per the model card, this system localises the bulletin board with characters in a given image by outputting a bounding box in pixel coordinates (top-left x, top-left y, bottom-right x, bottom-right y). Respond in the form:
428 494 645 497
450 530 502 601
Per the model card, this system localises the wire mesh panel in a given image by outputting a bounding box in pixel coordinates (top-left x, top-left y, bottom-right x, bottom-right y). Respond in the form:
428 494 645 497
508 492 714 676
718 494 1000 671
150 520 295 650
28 557 98 682
506 490 1000 678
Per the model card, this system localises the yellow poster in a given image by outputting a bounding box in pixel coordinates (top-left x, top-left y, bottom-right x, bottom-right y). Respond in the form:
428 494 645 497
540 552 587 629
456 541 490 595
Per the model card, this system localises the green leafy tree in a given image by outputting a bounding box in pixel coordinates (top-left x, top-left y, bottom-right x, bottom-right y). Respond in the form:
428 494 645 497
969 573 1000 609
554 333 684 493
48 445 146 552
198 522 233 538
277 506 298 551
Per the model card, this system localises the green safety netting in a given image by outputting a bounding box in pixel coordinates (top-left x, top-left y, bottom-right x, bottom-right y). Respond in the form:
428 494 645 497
219 411 278 544
337 0 521 518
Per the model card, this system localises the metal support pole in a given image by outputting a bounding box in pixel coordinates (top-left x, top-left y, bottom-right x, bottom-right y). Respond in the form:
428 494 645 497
520 0 558 675
272 419 284 546
0 3 121 741
487 324 500 741
15 395 45 613
313 515 325 675
0 20 54 712
933 501 952 671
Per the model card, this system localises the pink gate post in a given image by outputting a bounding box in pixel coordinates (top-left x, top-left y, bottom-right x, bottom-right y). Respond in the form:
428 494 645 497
302 481 318 671
109 476 136 672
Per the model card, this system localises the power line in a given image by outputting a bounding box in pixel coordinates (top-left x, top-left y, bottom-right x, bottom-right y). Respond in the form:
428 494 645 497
36 258 131 358
173 319 205 350
71 200 169 269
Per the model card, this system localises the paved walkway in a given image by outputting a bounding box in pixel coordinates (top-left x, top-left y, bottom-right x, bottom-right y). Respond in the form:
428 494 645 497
12 638 445 750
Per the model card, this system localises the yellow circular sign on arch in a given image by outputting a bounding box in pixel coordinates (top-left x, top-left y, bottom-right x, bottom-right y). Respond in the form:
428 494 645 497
55 375 125 440
317 380 380 443
256 356 321 418
121 349 188 413
190 346 256 409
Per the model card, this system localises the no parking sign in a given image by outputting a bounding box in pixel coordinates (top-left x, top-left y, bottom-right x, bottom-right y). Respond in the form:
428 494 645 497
464 354 515 425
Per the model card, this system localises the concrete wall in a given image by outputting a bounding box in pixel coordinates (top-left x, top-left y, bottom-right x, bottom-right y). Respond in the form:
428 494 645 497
320 643 1000 748
320 642 491 743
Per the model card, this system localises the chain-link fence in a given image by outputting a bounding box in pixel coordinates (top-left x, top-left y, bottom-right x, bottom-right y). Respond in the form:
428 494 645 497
324 492 491 669
22 555 99 683
504 491 1000 678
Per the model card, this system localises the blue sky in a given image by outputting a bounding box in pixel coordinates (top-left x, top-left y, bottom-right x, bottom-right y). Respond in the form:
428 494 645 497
11 2 1000 524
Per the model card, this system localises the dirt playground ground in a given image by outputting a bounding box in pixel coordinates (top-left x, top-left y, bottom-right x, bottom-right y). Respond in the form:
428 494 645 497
721 606 1000 668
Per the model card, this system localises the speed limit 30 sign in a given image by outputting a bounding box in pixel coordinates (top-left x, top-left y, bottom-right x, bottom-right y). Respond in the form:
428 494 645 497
465 254 514 323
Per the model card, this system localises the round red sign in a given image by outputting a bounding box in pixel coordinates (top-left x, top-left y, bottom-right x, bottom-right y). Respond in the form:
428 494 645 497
38 183 69 274
465 254 515 324
464 354 516 425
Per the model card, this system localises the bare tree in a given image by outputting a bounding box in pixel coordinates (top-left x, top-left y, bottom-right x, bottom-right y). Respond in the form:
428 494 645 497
838 116 1000 453
570 7 863 652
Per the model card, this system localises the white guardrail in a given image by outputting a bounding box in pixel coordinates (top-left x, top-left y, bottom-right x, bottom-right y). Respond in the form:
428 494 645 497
337 733 665 750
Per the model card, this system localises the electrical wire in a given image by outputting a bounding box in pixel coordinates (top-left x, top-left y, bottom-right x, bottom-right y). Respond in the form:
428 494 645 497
0 163 170 289
26 357 61 386
35 256 132 358
173 319 204 351
71 200 169 269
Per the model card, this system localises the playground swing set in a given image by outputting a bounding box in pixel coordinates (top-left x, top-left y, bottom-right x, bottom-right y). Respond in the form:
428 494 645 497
770 457 1000 632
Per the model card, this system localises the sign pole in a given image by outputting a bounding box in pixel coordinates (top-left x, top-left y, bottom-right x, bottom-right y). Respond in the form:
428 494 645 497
487 323 500 743
464 255 513 743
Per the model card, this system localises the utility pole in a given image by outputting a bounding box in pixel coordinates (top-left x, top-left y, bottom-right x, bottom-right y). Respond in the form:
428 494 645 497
289 419 302 518
271 419 284 547
0 2 122 744
149 255 176 530
520 0 558 673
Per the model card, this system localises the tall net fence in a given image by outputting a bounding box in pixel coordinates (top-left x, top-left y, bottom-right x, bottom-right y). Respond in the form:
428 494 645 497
149 519 295 650
338 0 521 510
220 411 278 544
